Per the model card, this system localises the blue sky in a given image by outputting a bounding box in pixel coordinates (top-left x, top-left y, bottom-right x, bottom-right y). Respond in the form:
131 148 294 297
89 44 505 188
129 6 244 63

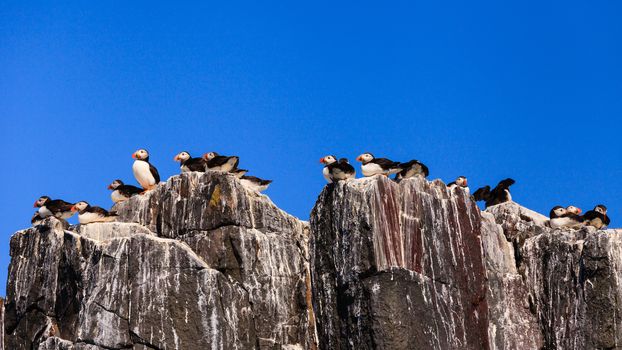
1 1 621 295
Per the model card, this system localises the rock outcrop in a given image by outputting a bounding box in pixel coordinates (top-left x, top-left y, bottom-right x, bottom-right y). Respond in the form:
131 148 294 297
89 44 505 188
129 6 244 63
5 172 313 349
5 172 621 349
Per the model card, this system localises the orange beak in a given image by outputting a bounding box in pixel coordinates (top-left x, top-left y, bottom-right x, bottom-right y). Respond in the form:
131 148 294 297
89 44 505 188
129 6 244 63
107 185 113 190
356 156 362 162
131 153 137 159
71 206 77 212
33 201 38 208
319 157 324 164
577 208 582 214
173 155 179 161
463 180 468 186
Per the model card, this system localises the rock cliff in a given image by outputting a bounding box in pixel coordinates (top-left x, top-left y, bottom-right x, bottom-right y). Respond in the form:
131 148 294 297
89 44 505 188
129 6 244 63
4 173 621 349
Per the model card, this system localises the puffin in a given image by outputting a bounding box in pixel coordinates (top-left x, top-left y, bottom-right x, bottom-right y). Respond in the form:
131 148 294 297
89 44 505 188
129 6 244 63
447 176 469 194
328 158 356 182
71 201 118 224
583 205 610 229
33 196 75 219
473 178 515 208
202 152 240 172
108 180 143 203
173 151 206 172
240 175 272 192
395 160 429 180
549 206 583 229
356 153 401 177
31 212 44 226
231 169 249 179
132 149 160 191
319 155 338 183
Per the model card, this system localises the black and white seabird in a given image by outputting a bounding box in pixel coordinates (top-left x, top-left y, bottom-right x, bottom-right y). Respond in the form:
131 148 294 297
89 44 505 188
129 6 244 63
34 196 75 219
549 205 583 229
240 175 272 192
132 149 160 191
319 155 338 183
396 160 429 180
321 155 355 182
108 180 143 203
31 212 44 226
71 201 118 224
583 204 610 229
473 178 515 208
202 152 240 173
173 151 206 172
356 153 401 177
447 176 469 194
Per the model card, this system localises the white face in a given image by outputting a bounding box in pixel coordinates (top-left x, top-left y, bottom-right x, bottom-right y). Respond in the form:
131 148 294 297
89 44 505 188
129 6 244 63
356 153 374 162
457 177 468 187
133 149 149 160
566 206 581 215
34 197 49 207
175 152 190 162
205 152 217 160
108 180 122 190
554 207 567 217
73 201 89 211
321 155 337 165
596 206 607 215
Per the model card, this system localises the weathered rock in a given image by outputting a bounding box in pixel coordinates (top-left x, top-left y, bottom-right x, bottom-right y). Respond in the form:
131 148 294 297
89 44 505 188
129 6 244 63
5 172 313 349
310 176 490 349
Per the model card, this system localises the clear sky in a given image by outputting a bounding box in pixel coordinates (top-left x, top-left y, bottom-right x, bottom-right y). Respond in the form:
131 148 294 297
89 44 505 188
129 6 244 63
1 1 621 296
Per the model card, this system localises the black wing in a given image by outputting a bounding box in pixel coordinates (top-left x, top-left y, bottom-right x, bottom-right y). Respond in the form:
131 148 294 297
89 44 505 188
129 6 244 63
186 157 206 172
90 206 112 216
473 186 491 202
373 158 400 170
496 178 515 189
118 184 144 197
241 175 272 185
47 199 74 214
208 155 239 168
149 163 160 183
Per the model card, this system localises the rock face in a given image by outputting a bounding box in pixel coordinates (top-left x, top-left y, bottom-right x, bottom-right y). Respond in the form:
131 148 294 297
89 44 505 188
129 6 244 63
5 172 622 349
4 172 313 349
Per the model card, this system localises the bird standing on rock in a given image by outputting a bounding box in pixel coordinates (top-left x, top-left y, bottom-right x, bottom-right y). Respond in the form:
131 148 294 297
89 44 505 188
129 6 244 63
447 176 469 194
71 201 118 224
132 149 160 191
108 180 143 203
34 196 75 219
396 160 429 180
356 153 401 177
202 152 240 173
583 205 610 229
473 178 515 208
549 206 583 229
173 151 206 172
320 155 356 183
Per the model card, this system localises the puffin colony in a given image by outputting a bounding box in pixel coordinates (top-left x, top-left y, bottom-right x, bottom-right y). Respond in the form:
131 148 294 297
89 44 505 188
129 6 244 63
32 149 610 230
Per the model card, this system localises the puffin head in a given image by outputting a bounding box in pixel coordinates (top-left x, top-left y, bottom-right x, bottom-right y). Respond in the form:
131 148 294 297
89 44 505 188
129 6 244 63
338 158 350 164
356 153 374 163
71 201 89 212
595 205 608 215
456 176 468 187
320 155 337 165
202 152 219 161
174 151 191 163
33 196 51 208
550 206 567 218
566 206 582 215
132 149 149 161
108 179 124 190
